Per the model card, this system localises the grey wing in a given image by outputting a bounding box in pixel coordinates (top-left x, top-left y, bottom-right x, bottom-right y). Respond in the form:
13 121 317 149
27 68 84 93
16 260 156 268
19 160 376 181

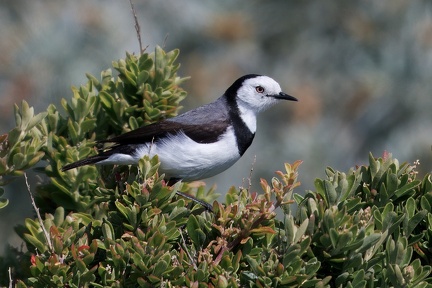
102 97 230 145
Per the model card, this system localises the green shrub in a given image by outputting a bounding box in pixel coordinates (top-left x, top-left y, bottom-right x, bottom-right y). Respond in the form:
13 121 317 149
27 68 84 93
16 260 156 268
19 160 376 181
1 47 432 287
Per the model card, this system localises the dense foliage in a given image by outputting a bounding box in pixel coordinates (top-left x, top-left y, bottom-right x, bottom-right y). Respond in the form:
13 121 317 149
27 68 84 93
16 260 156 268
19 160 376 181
1 48 432 287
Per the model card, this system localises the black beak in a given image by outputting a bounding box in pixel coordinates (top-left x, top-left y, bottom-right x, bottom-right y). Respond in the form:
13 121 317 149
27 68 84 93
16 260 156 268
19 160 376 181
271 92 298 101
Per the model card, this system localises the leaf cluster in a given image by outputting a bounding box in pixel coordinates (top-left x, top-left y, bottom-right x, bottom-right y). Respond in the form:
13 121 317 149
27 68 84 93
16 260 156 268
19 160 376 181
295 152 432 287
0 46 187 214
11 158 309 287
1 47 432 287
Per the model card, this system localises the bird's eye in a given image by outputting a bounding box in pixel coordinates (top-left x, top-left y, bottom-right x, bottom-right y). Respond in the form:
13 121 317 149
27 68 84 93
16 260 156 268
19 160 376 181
255 86 265 93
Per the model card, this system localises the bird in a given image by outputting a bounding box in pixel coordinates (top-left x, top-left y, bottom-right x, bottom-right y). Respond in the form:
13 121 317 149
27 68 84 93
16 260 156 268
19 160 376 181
62 74 297 209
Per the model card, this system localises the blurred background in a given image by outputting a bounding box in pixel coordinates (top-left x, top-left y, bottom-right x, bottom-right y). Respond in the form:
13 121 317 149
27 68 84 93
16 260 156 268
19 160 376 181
0 0 431 254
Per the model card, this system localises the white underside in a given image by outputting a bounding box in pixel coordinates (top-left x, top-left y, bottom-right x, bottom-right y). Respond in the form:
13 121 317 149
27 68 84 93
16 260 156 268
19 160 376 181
97 127 241 181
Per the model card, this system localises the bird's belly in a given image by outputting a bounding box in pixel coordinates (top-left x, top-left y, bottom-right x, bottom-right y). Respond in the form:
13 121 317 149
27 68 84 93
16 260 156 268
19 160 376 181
138 128 241 181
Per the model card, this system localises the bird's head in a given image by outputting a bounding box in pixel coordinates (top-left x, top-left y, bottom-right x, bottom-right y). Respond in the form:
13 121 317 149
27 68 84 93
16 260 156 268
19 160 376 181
226 74 297 114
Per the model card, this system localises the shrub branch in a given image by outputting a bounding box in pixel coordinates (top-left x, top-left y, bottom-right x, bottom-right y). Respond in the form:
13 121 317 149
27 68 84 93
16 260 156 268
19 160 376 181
24 173 53 253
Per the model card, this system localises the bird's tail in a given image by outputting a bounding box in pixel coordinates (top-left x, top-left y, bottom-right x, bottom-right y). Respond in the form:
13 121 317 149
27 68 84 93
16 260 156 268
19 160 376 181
61 154 109 171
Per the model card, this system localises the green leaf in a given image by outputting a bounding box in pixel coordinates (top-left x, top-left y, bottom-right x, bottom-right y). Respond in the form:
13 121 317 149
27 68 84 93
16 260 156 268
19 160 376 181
137 70 149 86
295 218 309 243
102 220 115 241
153 259 169 277
186 215 206 248
293 193 304 204
15 280 28 288
13 153 26 169
421 174 432 194
404 210 427 236
67 119 79 145
115 201 130 221
76 258 87 273
53 234 63 255
80 119 97 133
99 91 115 110
27 112 48 131
324 180 338 206
356 233 381 254
369 153 378 176
20 101 34 129
53 207 65 227
129 116 139 130
7 128 22 148
386 172 399 194
420 194 432 212
0 196 9 209
314 179 326 205
24 234 47 253
335 272 350 287
166 49 180 65
329 228 338 249
86 73 102 90
27 151 45 167
336 231 353 251
304 257 321 276
51 178 72 195
369 229 388 261
393 180 421 199
138 53 152 69
344 253 363 271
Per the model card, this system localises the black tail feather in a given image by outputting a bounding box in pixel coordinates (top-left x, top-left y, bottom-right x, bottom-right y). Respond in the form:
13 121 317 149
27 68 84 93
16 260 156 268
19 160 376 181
61 155 109 171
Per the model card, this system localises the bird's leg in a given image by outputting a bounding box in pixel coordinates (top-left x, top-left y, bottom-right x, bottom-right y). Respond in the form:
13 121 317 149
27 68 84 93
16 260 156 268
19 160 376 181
176 191 213 212
168 178 213 212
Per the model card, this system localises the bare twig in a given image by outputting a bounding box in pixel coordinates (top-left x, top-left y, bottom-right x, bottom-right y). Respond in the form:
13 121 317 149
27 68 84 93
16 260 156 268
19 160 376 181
8 267 12 288
179 228 197 270
24 173 53 253
129 0 145 54
241 155 256 191
162 33 170 48
247 155 256 191
147 136 155 155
